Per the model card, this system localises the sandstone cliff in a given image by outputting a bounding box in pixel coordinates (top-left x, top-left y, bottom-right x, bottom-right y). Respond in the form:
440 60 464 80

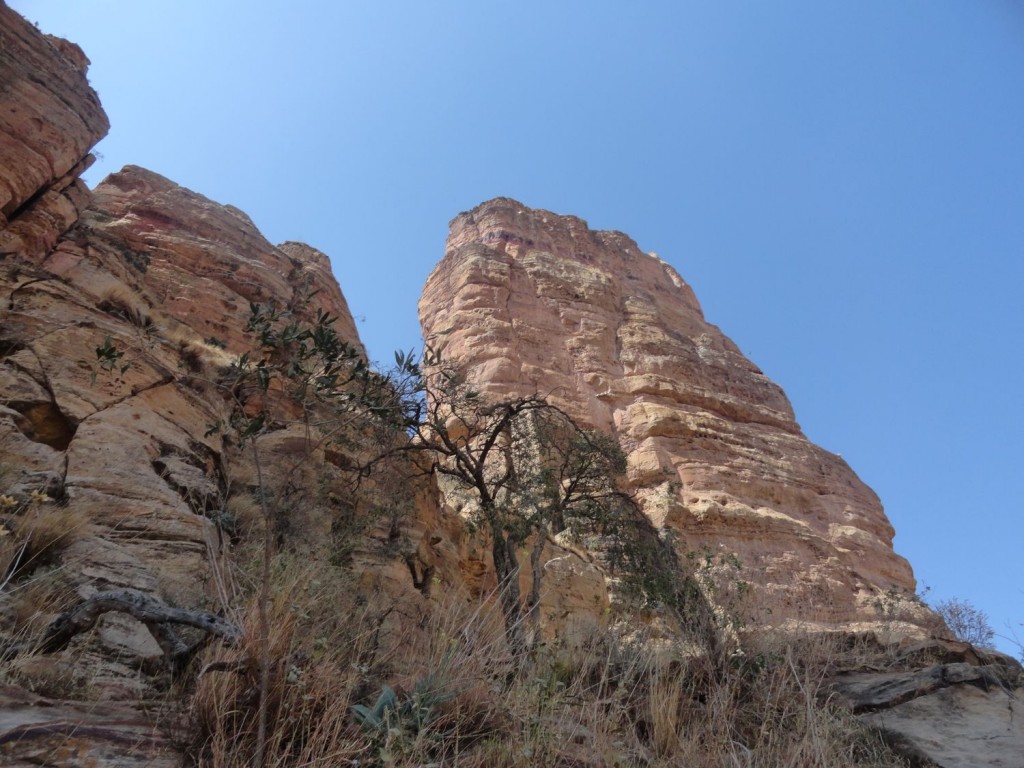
2 6 1021 767
0 9 426 763
421 197 928 633
0 3 107 262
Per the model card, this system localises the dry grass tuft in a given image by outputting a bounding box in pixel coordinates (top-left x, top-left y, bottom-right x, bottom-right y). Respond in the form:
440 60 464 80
97 286 152 329
0 566 84 697
185 563 383 767
5 567 80 635
1 497 88 582
223 493 263 540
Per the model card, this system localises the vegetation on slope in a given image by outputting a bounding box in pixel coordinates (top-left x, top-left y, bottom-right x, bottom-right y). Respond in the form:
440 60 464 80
0 296 964 767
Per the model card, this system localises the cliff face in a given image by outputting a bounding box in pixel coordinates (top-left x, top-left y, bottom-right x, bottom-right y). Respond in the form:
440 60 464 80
3 160 367 629
7 8 1019 767
0 9 392 762
0 3 108 262
421 197 926 631
3 180 379 662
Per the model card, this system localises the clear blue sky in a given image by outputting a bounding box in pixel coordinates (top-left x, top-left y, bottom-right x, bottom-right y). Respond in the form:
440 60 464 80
12 1 1023 654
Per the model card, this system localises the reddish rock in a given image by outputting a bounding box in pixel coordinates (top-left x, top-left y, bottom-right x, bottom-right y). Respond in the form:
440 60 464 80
42 165 364 357
0 6 107 243
0 11 371 752
421 198 930 633
2 162 369 652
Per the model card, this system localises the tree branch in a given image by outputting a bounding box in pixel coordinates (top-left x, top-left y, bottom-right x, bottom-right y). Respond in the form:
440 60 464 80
38 589 241 659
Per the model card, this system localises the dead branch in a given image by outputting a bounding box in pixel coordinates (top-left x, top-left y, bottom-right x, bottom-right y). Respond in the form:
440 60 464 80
38 589 241 666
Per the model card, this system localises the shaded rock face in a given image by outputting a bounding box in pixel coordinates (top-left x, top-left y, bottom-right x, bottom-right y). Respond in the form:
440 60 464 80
0 684 178 768
831 640 1024 768
421 197 928 632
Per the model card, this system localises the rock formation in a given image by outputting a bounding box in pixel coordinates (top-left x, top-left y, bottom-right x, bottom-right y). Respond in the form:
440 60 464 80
421 197 929 633
2 5 1021 766
830 638 1024 768
0 3 107 263
0 8 400 763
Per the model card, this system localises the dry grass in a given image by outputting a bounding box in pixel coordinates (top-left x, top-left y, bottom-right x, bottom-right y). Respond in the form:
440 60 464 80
224 493 263 540
180 444 911 767
183 571 912 767
1 498 88 583
0 564 85 697
5 566 79 635
158 316 236 370
97 285 152 330
0 494 90 696
185 561 393 767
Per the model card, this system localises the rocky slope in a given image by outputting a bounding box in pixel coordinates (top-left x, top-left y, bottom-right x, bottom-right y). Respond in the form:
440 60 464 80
0 8 428 763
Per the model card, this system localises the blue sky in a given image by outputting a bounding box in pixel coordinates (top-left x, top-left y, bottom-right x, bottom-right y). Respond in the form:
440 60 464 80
12 1 1023 654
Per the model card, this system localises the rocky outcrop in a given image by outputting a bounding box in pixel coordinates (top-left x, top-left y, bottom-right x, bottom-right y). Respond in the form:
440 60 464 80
831 639 1024 768
0 8 391 760
6 6 1009 767
0 684 178 768
0 4 108 261
421 198 930 633
43 166 363 357
2 160 366 667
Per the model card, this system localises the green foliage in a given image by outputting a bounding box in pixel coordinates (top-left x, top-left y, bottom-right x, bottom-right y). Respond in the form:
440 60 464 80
351 684 398 731
91 335 128 384
206 301 382 445
351 674 456 736
394 354 725 655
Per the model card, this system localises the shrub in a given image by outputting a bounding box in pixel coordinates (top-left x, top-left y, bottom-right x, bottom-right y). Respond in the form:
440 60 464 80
934 597 996 647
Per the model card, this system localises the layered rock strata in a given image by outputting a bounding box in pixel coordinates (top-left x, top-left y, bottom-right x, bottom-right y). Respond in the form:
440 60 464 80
831 638 1024 768
0 9 395 761
0 3 108 261
3 159 366 634
7 5 1016 766
420 197 928 631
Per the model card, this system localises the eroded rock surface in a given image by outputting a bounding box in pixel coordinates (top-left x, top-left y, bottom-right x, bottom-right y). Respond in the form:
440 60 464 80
421 197 930 632
3 6 1007 766
2 160 367 661
831 640 1024 768
0 8 382 760
0 684 178 768
0 4 107 261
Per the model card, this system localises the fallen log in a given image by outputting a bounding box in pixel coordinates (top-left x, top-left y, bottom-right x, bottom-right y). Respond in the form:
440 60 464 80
0 589 244 672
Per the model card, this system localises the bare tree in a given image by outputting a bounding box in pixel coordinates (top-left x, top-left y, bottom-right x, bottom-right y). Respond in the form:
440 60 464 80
934 597 995 648
399 361 646 653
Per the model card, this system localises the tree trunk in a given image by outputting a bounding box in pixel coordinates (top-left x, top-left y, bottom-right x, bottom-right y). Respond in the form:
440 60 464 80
526 528 546 651
491 524 524 655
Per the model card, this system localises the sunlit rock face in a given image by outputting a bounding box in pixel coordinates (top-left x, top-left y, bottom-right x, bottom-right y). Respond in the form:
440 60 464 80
0 0 366 709
421 197 928 631
0 4 108 261
0 11 384 755
52 165 364 357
